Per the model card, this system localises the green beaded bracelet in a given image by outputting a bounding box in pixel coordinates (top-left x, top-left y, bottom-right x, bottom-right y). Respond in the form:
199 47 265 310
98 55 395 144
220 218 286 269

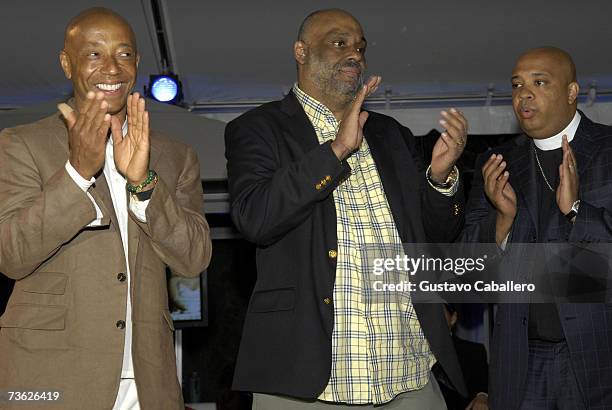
126 170 157 193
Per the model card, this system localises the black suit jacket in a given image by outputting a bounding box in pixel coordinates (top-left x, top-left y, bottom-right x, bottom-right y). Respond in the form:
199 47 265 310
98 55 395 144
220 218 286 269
460 113 612 410
225 92 467 399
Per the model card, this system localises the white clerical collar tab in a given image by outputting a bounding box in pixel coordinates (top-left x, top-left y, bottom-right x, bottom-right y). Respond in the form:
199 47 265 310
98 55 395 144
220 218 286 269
533 112 581 151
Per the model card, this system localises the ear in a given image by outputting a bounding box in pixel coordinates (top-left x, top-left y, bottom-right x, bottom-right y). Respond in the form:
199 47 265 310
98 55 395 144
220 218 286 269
568 82 579 105
294 41 307 65
136 53 140 68
59 50 72 80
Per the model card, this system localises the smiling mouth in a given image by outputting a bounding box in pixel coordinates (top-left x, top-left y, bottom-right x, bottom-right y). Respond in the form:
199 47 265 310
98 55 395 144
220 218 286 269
95 83 123 93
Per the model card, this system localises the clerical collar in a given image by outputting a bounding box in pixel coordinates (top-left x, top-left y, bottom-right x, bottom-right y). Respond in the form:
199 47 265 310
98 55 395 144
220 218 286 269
533 112 580 151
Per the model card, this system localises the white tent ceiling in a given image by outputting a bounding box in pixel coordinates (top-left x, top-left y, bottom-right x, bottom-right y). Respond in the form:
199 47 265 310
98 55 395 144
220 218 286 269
1 0 612 107
2 0 612 184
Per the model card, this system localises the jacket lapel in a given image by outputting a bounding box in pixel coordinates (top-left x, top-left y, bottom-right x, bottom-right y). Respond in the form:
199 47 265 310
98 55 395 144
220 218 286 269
551 113 600 239
571 113 599 183
89 173 120 230
126 134 163 277
280 92 320 152
510 136 539 237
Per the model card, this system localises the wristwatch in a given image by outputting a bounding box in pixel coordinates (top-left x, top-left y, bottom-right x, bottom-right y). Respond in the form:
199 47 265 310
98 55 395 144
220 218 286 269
565 199 580 222
131 188 154 202
426 165 458 189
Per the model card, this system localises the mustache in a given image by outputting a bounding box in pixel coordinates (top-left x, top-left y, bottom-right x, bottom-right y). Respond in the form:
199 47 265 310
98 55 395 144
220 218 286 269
519 103 536 111
336 61 363 72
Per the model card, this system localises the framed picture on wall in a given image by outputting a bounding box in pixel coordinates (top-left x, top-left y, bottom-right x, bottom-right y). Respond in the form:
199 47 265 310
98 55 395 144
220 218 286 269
167 268 208 328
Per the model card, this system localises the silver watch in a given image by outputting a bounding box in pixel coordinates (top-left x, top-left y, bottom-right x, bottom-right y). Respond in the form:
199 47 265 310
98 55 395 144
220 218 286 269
565 199 580 221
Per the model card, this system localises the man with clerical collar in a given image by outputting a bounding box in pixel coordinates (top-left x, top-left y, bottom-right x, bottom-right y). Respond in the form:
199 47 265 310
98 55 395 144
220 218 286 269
461 47 612 409
0 8 211 409
226 8 470 409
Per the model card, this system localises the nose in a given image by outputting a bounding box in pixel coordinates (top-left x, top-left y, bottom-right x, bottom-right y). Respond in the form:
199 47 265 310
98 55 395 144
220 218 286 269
517 86 534 100
101 56 120 75
347 46 364 64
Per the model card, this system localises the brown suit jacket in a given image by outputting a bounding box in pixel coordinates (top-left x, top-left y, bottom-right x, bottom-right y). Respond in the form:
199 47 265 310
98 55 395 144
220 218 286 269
0 111 212 409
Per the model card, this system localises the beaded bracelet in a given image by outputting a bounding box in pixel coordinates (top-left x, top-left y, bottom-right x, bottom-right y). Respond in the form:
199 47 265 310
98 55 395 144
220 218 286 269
126 170 158 193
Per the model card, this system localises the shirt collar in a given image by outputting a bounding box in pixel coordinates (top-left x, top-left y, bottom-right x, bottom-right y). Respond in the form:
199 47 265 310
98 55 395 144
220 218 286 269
292 83 338 129
533 111 580 151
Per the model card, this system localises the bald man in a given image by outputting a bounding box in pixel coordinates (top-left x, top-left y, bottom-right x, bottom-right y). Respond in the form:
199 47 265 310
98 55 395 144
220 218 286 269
226 8 468 409
0 8 211 409
461 47 612 409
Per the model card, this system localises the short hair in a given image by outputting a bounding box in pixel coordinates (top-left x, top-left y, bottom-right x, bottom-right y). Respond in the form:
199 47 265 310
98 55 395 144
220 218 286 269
297 8 354 41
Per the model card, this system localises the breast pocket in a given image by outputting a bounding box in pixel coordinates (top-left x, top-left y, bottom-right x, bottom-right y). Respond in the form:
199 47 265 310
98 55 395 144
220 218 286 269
21 272 68 295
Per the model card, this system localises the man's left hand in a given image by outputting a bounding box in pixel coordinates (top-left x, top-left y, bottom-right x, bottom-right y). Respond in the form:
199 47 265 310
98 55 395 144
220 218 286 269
465 392 489 410
556 135 579 215
430 108 468 183
112 92 152 187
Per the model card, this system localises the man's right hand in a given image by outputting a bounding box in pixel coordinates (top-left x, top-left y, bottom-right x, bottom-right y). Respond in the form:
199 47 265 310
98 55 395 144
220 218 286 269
331 75 381 160
58 91 111 180
482 153 517 245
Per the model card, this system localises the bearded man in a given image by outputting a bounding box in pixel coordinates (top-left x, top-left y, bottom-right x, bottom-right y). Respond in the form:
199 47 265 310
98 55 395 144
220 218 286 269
226 8 469 409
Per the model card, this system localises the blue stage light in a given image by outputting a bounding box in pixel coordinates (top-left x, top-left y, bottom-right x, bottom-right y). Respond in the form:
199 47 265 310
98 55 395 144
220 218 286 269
151 76 178 102
146 73 183 104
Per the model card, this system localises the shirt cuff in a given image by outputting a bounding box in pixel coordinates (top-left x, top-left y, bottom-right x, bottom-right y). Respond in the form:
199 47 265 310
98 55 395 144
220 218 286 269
65 161 104 226
129 196 149 223
426 165 460 197
499 232 510 251
65 160 95 191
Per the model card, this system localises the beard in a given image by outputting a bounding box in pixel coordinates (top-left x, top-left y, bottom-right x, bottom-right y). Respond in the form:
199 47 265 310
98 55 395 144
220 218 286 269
307 55 364 101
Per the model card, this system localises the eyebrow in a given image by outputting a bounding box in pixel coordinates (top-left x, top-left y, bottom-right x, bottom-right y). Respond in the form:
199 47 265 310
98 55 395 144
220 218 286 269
511 72 551 80
82 41 134 48
326 30 367 44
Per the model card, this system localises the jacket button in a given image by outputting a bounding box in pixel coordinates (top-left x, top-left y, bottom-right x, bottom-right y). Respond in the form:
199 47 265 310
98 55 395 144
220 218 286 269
116 320 126 329
315 183 322 190
453 203 460 216
328 249 337 259
323 297 332 305
117 272 127 282
325 175 332 182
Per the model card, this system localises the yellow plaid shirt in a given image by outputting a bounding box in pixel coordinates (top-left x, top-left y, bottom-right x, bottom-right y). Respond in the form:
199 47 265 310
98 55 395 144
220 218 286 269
293 85 436 404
